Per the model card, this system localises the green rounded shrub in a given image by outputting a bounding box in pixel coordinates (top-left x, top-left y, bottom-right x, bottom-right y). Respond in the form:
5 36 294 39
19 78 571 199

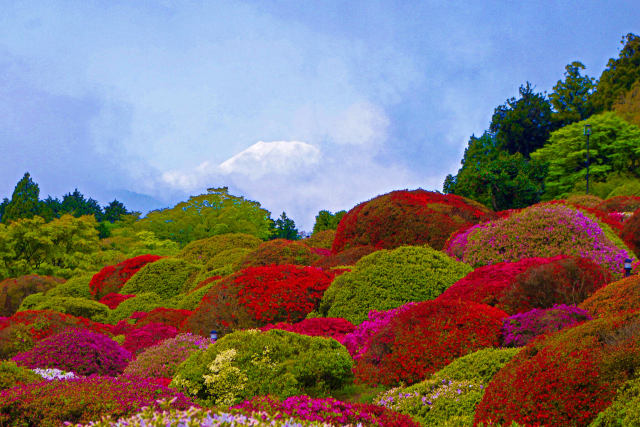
25 296 110 323
107 292 162 324
240 239 320 268
192 247 253 286
46 273 94 299
174 281 218 311
0 360 41 391
0 324 34 361
607 180 640 198
177 233 262 264
16 293 48 312
590 376 640 426
171 329 353 407
120 258 200 299
304 229 336 249
431 347 522 384
317 246 472 324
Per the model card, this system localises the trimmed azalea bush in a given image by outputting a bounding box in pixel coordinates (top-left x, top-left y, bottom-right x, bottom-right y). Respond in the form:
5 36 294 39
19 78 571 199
456 203 633 278
240 239 321 268
107 292 162 324
0 376 195 426
123 333 210 379
13 329 131 376
0 322 34 359
98 293 135 309
134 307 192 329
0 309 112 341
332 189 491 253
171 329 353 406
312 245 378 270
46 272 94 299
590 376 640 426
233 395 421 426
596 195 640 213
579 274 640 318
304 229 336 250
120 258 200 299
174 280 217 311
0 275 65 317
121 322 180 356
317 246 472 324
474 310 640 426
24 296 110 323
621 207 640 257
566 194 604 208
177 233 262 264
89 254 162 299
192 248 252 285
260 317 355 344
186 265 335 336
502 305 592 347
354 299 507 387
0 360 41 391
375 347 520 426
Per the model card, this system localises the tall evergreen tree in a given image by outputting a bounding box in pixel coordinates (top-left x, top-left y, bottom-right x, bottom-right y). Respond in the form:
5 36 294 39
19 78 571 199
103 199 129 223
1 173 43 224
273 211 300 240
60 189 103 221
550 61 596 125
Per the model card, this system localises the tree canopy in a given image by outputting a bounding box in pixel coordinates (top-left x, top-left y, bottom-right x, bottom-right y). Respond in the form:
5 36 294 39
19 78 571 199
272 212 300 240
312 210 347 234
1 173 43 224
549 61 596 125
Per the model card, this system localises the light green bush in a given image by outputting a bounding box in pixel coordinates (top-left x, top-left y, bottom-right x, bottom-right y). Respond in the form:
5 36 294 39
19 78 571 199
120 258 200 299
25 296 110 323
0 361 41 391
171 329 353 407
17 293 48 311
173 281 217 311
107 292 162 324
317 245 473 324
177 233 262 265
590 377 640 426
191 248 253 286
46 273 94 299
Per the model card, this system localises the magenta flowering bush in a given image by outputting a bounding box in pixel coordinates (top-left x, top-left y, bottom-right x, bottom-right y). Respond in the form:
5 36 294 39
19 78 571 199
456 204 633 278
121 322 180 356
502 304 592 347
123 333 210 379
233 395 421 426
0 376 195 425
342 303 416 360
12 329 131 376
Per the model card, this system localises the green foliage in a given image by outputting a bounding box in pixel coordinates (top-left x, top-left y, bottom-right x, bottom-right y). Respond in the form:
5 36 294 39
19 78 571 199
1 173 44 224
304 229 336 250
590 376 640 426
317 246 473 324
608 179 640 198
134 187 274 246
592 33 640 112
25 296 110 323
107 292 162 324
0 360 41 391
430 348 522 384
45 273 94 299
0 275 64 317
489 82 560 158
532 112 640 200
272 212 300 240
171 329 353 407
240 239 320 268
173 281 217 310
120 258 200 299
613 80 640 128
0 323 35 359
177 233 261 265
102 199 130 223
549 61 596 125
16 292 47 311
312 210 347 233
192 247 252 286
59 189 103 221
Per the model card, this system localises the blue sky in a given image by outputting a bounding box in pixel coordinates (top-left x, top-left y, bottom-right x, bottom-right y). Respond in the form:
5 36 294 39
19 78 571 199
1 1 639 230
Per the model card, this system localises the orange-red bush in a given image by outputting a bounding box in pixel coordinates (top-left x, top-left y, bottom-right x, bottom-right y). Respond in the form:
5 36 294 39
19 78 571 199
621 207 640 257
579 274 640 318
0 310 112 342
596 196 640 213
89 255 162 299
260 317 355 344
312 246 378 270
332 190 491 253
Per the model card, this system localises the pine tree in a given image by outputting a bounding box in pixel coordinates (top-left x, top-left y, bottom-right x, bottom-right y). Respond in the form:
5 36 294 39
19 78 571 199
1 172 43 223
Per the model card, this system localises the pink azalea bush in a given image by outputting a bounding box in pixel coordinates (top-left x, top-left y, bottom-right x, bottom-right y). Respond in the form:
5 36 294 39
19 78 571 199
502 304 592 347
123 333 210 379
260 318 355 344
12 329 131 376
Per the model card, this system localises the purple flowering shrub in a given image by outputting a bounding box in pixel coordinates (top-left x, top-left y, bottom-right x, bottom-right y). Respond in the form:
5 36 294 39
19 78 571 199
121 322 180 356
502 304 592 347
233 395 421 426
457 204 633 278
0 376 195 426
123 333 210 379
12 329 131 376
342 303 415 360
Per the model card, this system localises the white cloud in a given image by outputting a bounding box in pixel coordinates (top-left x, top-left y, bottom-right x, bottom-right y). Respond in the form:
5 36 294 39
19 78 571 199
329 102 389 147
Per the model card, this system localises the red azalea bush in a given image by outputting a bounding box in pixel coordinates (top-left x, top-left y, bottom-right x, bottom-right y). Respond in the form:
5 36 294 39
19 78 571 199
89 254 162 299
0 376 195 426
240 239 321 268
312 245 379 270
12 329 131 376
233 395 421 427
354 300 506 387
121 322 180 355
0 275 65 317
186 265 335 336
260 317 355 344
474 310 640 426
134 307 193 329
596 196 640 213
0 309 112 341
579 274 640 318
98 293 136 309
621 207 640 257
332 189 491 253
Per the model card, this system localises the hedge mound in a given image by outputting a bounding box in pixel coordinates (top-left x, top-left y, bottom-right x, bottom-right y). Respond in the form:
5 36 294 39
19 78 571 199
12 329 131 376
177 233 262 264
311 245 378 270
474 310 640 426
186 265 335 336
89 254 162 299
191 247 253 285
303 229 336 250
260 317 355 344
0 360 41 392
107 292 162 324
0 309 112 342
120 258 200 299
354 299 506 387
332 189 491 253
590 376 640 426
596 195 640 213
171 329 353 406
566 194 604 208
453 203 633 278
621 207 640 257
579 274 640 318
240 239 321 268
317 246 472 324
0 275 65 317
24 296 110 323
0 376 195 426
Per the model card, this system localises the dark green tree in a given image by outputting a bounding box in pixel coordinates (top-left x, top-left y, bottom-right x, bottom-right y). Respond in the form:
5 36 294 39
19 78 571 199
0 198 8 223
103 199 129 223
592 33 640 112
550 61 596 125
272 211 300 240
1 173 44 224
312 210 347 233
60 189 103 221
489 82 559 158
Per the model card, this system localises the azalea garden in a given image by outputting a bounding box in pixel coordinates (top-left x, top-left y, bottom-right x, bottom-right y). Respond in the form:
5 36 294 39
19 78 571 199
2 33 640 427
